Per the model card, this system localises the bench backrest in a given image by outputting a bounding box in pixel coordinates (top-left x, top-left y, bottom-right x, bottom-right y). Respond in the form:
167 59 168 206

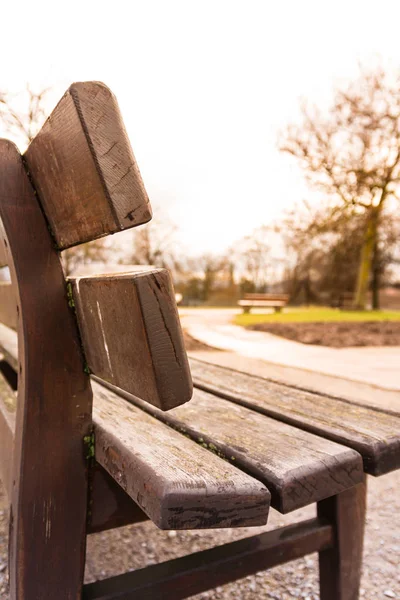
0 82 193 594
0 82 192 411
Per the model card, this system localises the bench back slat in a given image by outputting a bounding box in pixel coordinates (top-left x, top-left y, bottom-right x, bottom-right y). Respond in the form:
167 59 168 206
70 268 192 410
25 81 152 249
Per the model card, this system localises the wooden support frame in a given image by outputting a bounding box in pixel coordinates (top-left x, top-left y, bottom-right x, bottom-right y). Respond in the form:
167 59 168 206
83 518 333 600
84 478 367 600
318 475 367 600
0 139 93 599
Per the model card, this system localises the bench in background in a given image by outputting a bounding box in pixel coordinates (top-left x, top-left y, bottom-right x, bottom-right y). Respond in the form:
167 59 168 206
238 292 289 313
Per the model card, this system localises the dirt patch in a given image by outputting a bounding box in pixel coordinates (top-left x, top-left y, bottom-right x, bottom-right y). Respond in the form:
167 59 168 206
183 330 216 352
247 321 400 347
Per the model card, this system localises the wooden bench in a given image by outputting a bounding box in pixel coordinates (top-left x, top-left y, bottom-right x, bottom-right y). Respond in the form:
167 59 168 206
238 293 289 313
330 292 355 310
0 83 399 600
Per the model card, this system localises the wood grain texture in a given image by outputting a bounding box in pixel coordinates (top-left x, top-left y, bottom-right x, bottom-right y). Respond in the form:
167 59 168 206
71 269 192 410
0 139 93 599
83 518 333 600
190 358 400 476
92 379 270 529
318 475 367 600
24 81 152 249
0 370 16 498
100 381 364 514
0 282 17 329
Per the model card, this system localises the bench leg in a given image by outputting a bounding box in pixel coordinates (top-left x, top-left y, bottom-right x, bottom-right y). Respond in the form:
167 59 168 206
317 474 367 600
243 307 250 314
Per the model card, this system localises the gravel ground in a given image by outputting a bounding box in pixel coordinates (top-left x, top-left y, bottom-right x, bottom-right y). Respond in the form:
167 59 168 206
0 470 399 599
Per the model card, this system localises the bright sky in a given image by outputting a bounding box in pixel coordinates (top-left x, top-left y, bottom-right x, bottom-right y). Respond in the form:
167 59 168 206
3 0 400 255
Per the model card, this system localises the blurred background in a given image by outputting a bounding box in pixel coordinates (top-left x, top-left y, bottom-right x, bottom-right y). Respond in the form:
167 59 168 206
2 2 400 331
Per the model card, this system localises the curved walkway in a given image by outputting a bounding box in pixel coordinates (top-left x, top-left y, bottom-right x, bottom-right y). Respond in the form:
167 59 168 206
180 308 400 408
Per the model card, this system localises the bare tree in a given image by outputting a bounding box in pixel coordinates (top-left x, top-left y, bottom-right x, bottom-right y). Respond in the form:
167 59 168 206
0 85 50 146
62 239 109 276
184 253 227 302
234 227 271 291
124 209 180 276
280 65 400 309
277 199 400 307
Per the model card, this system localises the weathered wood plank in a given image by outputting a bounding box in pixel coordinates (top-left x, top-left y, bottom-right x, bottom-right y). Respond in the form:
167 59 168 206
0 370 16 497
100 381 364 513
190 359 400 476
24 81 152 249
92 379 270 529
0 139 93 599
318 474 367 600
83 518 333 600
71 269 192 410
0 282 17 329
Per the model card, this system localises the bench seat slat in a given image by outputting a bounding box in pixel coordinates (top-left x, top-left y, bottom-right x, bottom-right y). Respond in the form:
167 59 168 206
0 322 363 516
0 332 270 529
190 359 400 476
104 382 363 513
92 380 270 529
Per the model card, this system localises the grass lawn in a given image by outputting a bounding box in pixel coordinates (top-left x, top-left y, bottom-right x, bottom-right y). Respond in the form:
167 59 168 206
234 307 400 326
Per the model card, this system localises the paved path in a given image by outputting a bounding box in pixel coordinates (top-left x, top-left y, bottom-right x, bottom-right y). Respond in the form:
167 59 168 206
180 308 400 405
